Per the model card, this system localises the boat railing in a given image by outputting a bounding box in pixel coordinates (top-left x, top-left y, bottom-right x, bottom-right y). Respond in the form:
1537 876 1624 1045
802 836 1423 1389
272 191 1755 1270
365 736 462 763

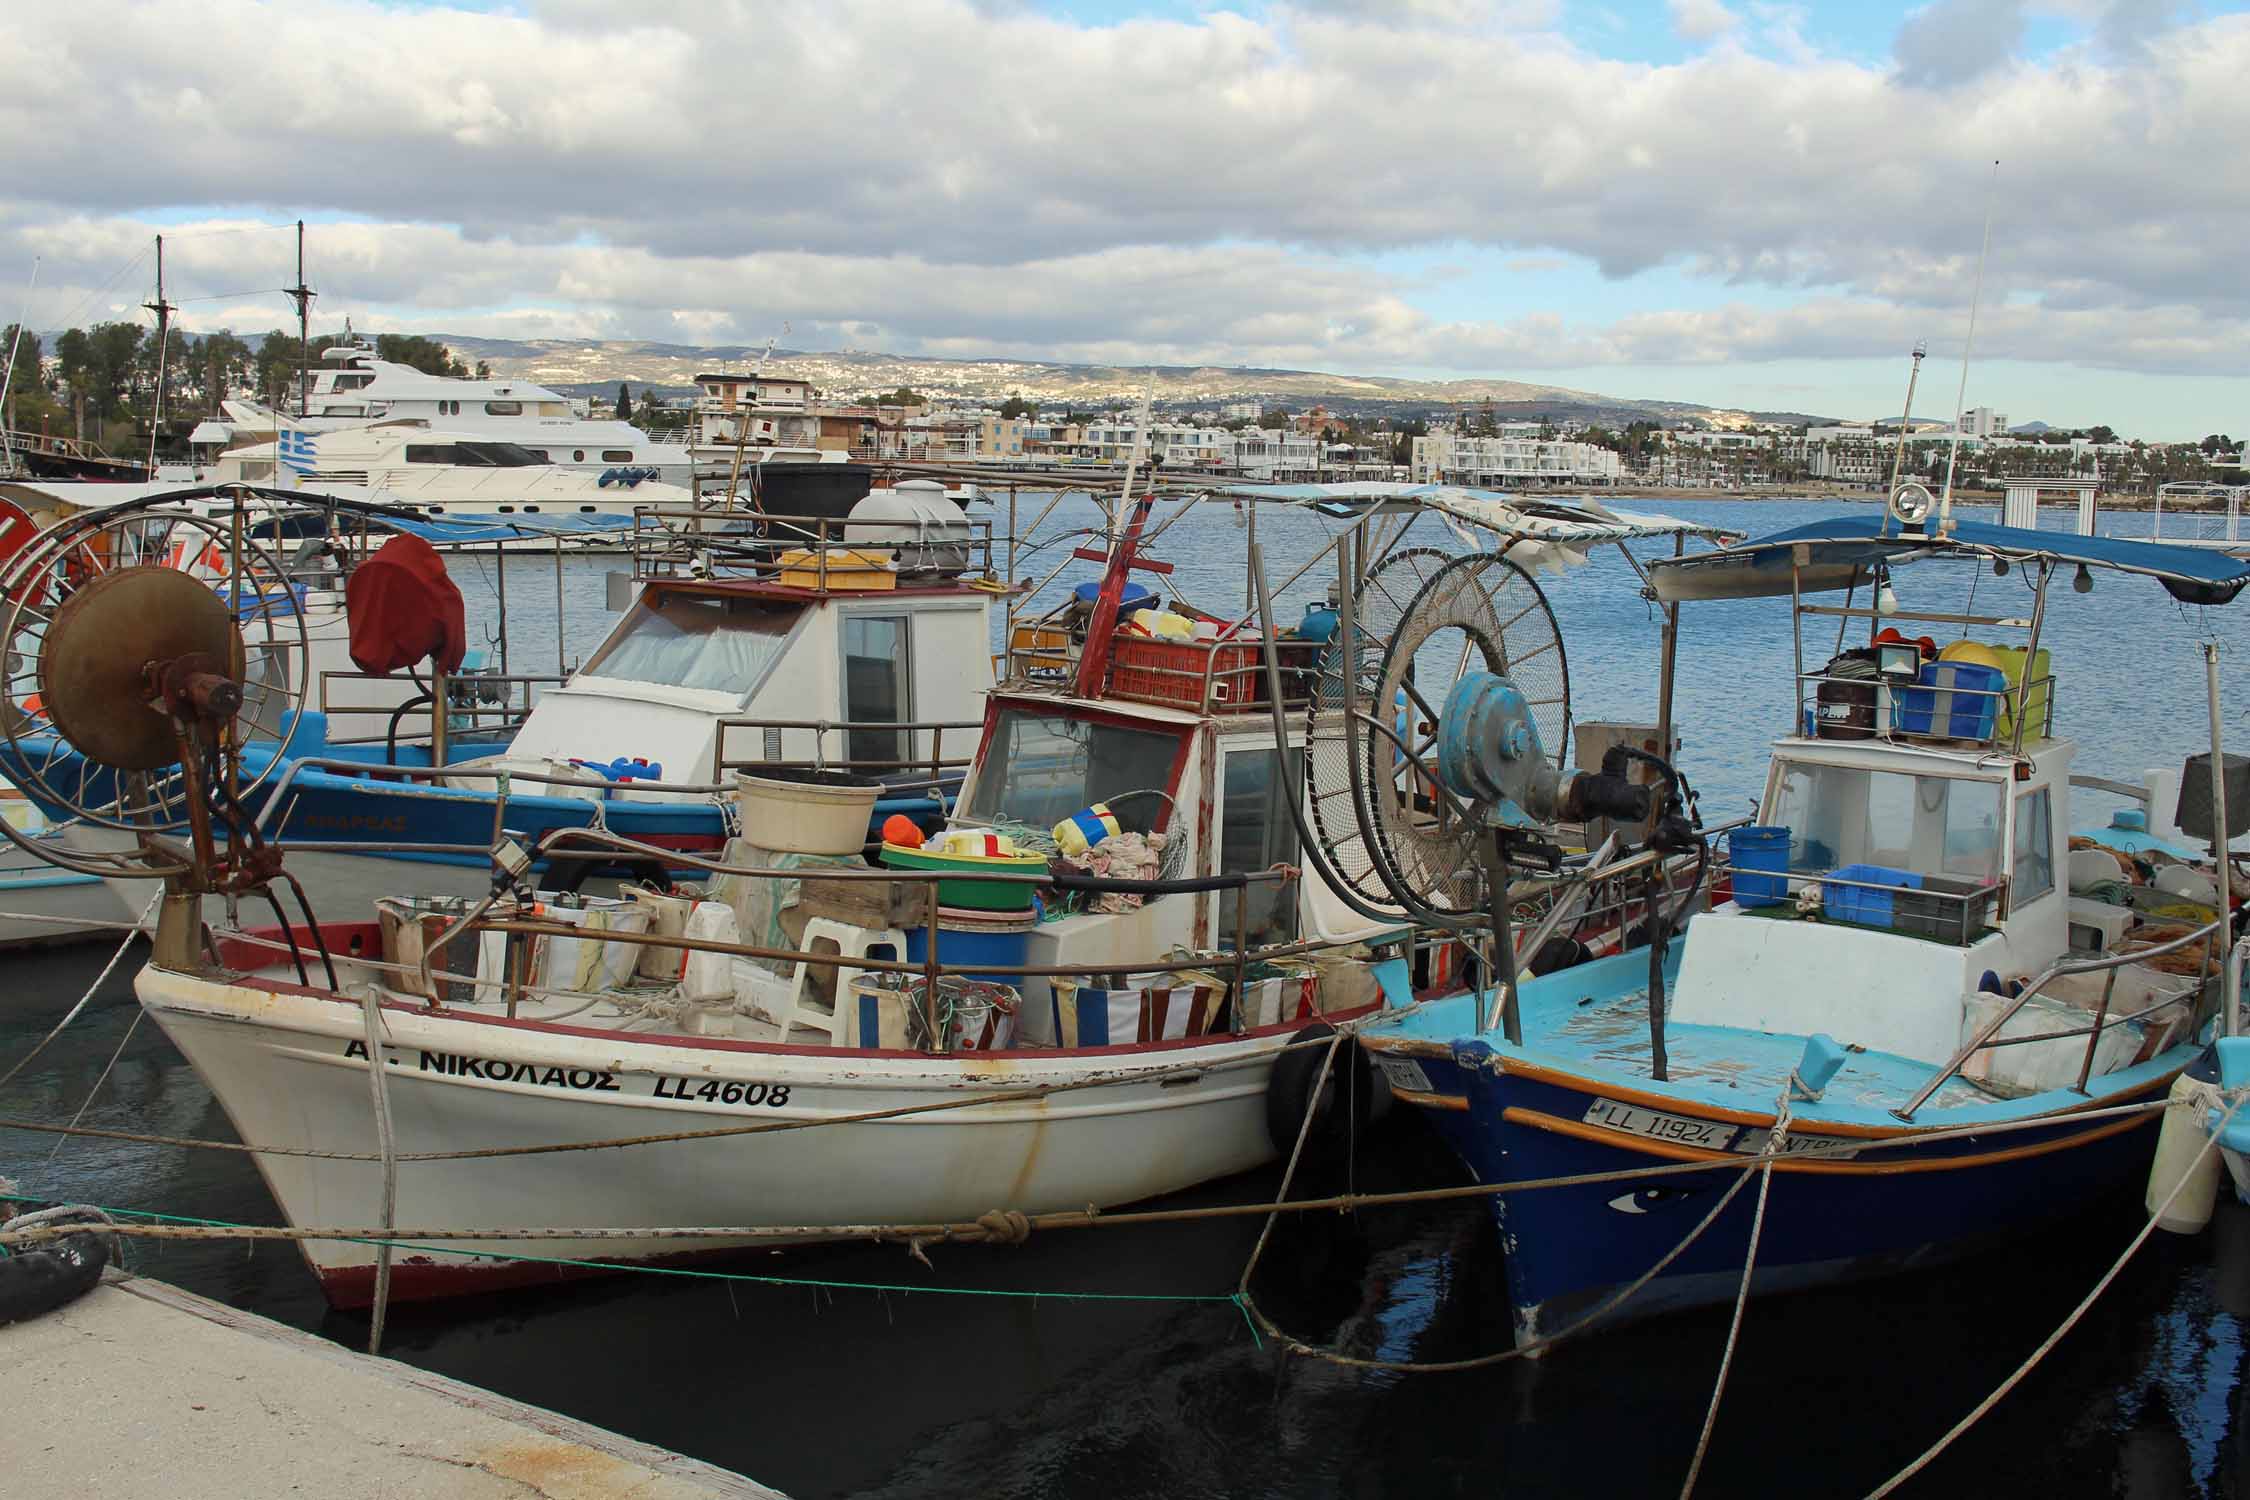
315 669 561 748
624 506 1004 587
1894 915 2231 1120
1793 667 2057 747
712 716 982 797
2150 484 2246 547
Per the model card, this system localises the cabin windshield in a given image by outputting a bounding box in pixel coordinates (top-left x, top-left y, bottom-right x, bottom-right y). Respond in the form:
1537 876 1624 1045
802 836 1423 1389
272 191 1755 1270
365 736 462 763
581 592 803 695
1765 758 2004 882
962 709 1184 834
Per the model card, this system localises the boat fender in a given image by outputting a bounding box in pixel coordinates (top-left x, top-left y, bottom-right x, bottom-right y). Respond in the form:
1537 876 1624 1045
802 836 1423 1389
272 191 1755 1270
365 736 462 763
0 1212 111 1327
2149 1069 2225 1234
1264 1022 1376 1158
597 468 618 488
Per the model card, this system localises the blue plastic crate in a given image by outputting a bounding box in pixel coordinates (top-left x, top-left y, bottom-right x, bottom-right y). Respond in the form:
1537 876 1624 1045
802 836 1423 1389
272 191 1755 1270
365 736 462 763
1895 660 2006 741
1822 863 1922 927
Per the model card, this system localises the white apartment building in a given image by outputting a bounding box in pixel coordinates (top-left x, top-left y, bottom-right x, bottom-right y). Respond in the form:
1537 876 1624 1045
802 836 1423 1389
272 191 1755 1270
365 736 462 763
1070 421 1322 480
1960 407 2010 439
1409 430 1623 486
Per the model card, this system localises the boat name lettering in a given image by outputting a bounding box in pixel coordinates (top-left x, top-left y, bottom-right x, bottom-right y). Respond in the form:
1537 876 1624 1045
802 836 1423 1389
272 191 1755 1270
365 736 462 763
1580 1097 1739 1150
651 1076 792 1108
299 813 410 835
344 1039 618 1091
1733 1128 1861 1160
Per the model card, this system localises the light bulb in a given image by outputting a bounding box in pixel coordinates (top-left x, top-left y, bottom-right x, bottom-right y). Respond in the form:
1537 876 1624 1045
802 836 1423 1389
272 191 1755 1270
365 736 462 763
2073 564 2094 594
1876 584 1900 615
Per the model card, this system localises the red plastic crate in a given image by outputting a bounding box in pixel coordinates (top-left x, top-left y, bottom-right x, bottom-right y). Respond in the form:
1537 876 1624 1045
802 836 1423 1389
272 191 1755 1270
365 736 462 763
1108 638 1259 709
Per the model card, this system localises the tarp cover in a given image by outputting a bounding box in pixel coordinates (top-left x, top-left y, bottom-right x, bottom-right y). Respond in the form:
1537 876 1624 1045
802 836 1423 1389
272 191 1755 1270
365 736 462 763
345 532 466 674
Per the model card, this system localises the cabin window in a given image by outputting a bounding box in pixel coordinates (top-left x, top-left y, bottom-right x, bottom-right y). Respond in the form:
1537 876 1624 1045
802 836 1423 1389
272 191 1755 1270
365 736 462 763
404 444 456 464
497 505 515 513
484 401 523 416
1217 746 1303 948
842 615 911 768
1764 759 2002 882
2013 789 2055 904
962 710 1183 835
573 450 586 462
602 449 634 462
583 591 803 695
578 505 595 513
524 505 540 513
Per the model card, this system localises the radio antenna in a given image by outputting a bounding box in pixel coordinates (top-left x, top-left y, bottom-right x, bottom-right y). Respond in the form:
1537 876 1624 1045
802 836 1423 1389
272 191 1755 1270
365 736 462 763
1937 160 1999 535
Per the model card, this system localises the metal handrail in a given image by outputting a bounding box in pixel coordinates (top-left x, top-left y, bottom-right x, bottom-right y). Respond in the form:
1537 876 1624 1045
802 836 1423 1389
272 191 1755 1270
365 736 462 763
710 716 982 785
1793 667 2058 743
1894 914 2227 1119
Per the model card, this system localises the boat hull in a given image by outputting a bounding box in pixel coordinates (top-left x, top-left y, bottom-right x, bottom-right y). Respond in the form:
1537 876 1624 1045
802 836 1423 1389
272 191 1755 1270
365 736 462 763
138 965 1290 1306
1448 1048 2172 1346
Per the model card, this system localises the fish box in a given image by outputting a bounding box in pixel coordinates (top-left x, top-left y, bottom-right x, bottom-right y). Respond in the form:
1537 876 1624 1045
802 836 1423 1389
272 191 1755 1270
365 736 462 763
1895 661 2007 742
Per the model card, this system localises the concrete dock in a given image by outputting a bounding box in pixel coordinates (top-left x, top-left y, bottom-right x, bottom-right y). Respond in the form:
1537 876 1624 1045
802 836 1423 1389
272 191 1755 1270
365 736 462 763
2 1271 785 1498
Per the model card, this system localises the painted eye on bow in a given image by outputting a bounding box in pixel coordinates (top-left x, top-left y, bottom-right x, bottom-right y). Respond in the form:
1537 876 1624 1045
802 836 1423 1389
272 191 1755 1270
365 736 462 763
1606 1188 1695 1215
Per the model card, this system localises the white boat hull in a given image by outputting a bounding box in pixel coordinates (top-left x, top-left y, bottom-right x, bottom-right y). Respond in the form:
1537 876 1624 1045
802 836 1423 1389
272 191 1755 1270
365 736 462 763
68 826 495 928
139 964 1291 1305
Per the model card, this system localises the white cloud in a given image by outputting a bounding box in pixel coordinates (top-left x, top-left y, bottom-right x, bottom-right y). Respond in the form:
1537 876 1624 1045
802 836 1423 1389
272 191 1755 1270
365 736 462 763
1894 0 2026 89
0 0 2244 392
1667 0 1742 43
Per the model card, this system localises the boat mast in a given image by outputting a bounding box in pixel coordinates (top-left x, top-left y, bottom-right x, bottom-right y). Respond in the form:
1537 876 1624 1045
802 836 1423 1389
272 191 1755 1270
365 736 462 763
1881 340 1927 530
284 219 315 418
143 235 174 477
1072 385 1157 699
1937 161 1999 537
0 257 37 468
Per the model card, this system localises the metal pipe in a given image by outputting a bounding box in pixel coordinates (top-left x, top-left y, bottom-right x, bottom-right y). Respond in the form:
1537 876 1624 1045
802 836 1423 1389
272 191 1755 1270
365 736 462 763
2208 640 2238 1035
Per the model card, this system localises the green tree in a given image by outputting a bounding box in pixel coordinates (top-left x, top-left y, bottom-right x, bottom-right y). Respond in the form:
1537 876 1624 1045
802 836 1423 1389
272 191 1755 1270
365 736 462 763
196 330 256 412
2086 425 2117 445
372 334 467 378
998 395 1038 419
474 360 492 380
879 387 924 408
615 382 633 420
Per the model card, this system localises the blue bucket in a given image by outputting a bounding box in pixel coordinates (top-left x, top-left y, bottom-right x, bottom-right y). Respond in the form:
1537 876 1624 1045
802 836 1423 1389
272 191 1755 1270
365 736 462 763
1728 825 1793 908
905 911 1035 986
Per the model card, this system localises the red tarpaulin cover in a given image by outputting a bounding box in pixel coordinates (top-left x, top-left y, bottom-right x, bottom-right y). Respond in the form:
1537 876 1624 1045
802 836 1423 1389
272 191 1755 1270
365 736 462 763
345 533 467 675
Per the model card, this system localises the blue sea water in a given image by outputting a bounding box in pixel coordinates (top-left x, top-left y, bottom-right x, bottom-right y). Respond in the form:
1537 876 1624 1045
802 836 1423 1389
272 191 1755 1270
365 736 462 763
7 491 2250 1497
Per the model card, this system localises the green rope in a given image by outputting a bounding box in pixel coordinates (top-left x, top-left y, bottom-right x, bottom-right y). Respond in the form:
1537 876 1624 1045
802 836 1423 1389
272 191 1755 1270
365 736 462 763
0 1192 1247 1311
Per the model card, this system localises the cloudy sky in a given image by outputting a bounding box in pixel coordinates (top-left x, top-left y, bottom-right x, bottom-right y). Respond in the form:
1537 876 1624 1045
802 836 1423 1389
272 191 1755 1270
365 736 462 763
3 0 2245 435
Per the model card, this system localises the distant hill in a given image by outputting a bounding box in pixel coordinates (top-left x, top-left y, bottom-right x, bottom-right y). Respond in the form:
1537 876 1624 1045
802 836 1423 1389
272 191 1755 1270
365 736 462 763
421 334 1836 429
2009 420 2053 435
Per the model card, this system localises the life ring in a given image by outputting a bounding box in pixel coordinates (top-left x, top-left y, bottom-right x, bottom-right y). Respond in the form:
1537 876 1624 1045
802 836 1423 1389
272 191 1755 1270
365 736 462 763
1264 1021 1377 1157
0 1209 111 1327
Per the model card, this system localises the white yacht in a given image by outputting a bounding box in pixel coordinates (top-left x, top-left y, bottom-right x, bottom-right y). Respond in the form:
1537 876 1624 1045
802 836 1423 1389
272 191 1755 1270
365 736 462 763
211 341 693 486
209 423 698 531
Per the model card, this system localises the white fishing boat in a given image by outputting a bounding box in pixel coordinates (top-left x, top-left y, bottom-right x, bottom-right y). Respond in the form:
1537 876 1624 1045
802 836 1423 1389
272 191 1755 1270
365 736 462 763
0 478 1717 1305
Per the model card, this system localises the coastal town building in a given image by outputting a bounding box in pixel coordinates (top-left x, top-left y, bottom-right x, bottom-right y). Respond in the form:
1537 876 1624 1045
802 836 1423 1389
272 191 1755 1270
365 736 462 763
1410 429 1622 486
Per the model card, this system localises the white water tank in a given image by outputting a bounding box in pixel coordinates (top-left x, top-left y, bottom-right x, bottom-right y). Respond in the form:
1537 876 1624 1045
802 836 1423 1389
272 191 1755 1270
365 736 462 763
849 481 972 575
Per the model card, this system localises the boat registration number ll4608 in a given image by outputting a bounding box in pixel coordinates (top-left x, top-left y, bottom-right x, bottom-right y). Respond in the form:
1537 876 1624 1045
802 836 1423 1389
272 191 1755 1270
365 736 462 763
1580 1097 1738 1150
343 1040 793 1109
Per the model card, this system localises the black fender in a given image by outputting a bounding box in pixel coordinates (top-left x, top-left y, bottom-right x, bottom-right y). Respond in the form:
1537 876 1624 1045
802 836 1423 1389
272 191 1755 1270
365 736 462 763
1265 1022 1378 1158
0 1227 109 1327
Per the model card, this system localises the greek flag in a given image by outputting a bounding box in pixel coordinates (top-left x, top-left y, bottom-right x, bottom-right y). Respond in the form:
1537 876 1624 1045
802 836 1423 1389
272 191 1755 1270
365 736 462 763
278 430 317 473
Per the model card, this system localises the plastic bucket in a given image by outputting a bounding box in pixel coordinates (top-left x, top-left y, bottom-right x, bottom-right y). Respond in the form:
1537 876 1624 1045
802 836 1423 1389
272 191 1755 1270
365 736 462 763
905 909 1036 984
733 768 882 855
1727 825 1793 908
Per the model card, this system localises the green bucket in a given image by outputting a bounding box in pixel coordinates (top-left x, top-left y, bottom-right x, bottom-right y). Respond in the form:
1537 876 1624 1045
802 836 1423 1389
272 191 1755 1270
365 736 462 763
879 841 1046 911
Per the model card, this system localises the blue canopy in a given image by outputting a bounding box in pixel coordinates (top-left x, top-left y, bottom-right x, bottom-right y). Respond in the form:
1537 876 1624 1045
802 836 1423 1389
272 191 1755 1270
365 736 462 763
1647 515 2250 607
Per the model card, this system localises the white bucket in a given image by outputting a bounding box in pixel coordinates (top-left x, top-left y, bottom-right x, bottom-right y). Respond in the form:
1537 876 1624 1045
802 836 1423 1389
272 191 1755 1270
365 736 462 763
733 769 883 855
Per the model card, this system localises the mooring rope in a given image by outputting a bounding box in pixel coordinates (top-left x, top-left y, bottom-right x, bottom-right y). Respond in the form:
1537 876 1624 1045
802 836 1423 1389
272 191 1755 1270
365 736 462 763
0 893 157 1094
1679 1090 1792 1499
1860 1091 2248 1498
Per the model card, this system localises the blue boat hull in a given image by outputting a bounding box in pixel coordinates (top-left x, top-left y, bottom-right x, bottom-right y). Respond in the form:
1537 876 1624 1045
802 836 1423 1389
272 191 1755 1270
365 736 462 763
1448 1047 2172 1346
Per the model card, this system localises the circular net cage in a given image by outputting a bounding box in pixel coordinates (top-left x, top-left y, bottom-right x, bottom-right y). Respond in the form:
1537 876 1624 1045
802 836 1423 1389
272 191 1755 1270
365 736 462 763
1358 551 1569 919
1303 545 1458 908
0 500 314 852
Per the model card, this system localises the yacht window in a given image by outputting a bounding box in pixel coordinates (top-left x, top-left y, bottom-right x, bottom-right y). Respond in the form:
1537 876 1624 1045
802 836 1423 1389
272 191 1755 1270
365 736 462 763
582 591 803 695
427 506 445 513
525 505 540 513
578 505 595 513
2013 789 2055 904
497 505 515 513
453 441 544 467
485 401 523 416
1217 746 1303 949
962 710 1184 835
842 615 911 768
602 449 634 462
573 450 586 463
1764 760 2002 882
404 444 460 465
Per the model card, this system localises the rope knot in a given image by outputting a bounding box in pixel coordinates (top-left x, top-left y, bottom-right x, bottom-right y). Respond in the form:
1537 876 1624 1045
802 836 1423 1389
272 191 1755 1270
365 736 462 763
973 1208 1033 1246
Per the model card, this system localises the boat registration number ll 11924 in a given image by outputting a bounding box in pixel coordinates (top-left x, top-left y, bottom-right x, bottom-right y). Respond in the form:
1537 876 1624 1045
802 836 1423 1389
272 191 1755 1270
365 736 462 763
1580 1097 1738 1150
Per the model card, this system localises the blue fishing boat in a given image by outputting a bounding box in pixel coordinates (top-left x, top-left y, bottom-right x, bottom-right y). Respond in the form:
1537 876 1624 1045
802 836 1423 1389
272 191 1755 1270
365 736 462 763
1360 509 2250 1347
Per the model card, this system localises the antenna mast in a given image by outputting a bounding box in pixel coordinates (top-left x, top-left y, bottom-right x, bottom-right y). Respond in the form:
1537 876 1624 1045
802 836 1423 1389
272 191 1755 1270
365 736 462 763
284 219 315 418
143 234 175 477
1937 161 2000 535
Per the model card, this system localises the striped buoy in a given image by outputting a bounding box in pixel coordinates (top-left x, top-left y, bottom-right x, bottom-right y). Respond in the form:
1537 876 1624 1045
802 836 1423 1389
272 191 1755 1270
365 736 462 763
1053 803 1121 857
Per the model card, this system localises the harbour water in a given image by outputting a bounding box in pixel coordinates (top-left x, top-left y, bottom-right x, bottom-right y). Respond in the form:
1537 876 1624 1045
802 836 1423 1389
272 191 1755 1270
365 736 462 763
7 494 2250 1496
